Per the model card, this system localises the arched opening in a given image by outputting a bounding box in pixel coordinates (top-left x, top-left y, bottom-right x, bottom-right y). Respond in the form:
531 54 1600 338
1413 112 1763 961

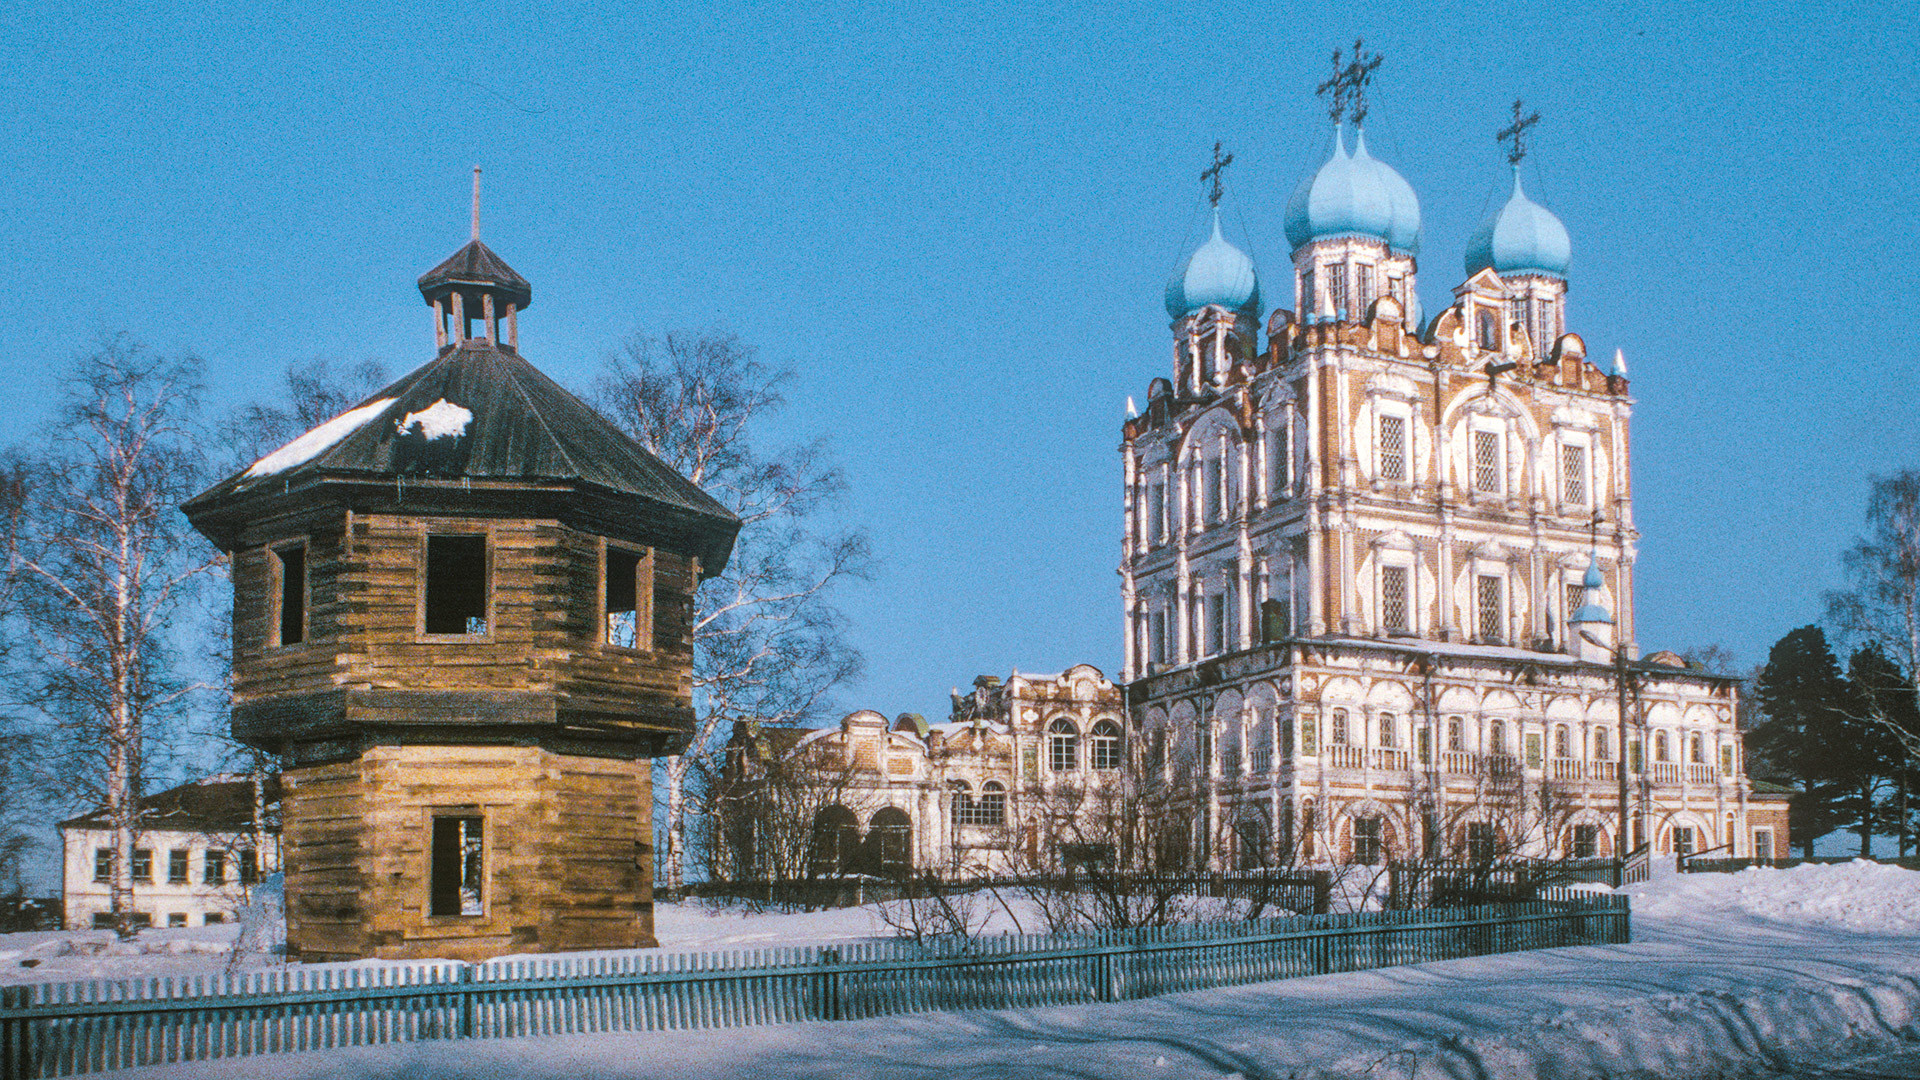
865 807 913 878
808 805 860 878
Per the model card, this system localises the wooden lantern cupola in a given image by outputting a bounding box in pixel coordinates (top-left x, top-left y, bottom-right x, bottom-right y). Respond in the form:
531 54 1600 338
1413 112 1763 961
183 183 738 962
418 168 533 351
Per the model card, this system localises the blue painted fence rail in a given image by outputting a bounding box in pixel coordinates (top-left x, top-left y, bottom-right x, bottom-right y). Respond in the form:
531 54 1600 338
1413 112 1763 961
0 888 1626 1078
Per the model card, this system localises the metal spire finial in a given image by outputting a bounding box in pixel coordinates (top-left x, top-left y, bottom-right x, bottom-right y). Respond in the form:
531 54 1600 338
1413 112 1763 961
1497 99 1542 167
471 166 482 241
1201 142 1234 208
1315 48 1347 123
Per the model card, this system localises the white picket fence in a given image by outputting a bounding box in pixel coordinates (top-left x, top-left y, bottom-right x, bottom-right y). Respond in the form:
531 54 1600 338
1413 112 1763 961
0 890 1628 1078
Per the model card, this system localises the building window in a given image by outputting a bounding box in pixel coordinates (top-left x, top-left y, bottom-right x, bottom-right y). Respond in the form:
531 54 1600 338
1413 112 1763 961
1250 718 1272 773
430 815 485 917
1300 268 1316 320
1594 727 1611 760
1554 725 1572 758
1353 816 1384 864
1566 582 1585 626
239 850 258 886
1690 733 1705 764
1330 263 1350 317
1722 744 1736 774
423 534 488 635
1380 565 1409 633
1048 719 1079 773
93 912 151 929
1417 725 1432 764
1488 719 1508 756
1378 414 1407 482
1573 824 1599 859
274 544 307 646
1562 444 1588 506
1673 826 1695 857
1301 713 1318 754
1090 720 1123 771
204 912 225 925
1466 821 1496 863
977 782 1007 826
1205 593 1226 656
205 850 226 885
1203 456 1224 523
605 546 652 650
168 850 190 885
1377 712 1397 748
1473 430 1502 494
1476 307 1499 349
1354 263 1374 318
167 912 188 928
1477 574 1504 642
1629 740 1643 772
1331 709 1349 746
1655 731 1671 762
131 849 152 884
1149 609 1168 665
1753 828 1774 861
93 848 111 884
1148 482 1167 545
1447 717 1464 751
1525 732 1543 769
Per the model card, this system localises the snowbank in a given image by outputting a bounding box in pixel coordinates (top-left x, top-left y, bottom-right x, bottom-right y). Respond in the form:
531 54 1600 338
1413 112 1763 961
72 864 1920 1078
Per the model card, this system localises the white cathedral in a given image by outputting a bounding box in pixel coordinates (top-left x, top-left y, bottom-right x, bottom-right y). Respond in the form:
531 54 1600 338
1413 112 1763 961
731 84 1789 879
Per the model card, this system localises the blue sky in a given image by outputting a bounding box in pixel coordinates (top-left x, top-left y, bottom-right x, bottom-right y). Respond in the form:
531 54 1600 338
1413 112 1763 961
1 0 1915 726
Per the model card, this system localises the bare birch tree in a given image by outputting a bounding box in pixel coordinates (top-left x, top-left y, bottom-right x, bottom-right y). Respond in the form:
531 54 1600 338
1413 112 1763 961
1827 471 1920 770
5 336 221 937
594 331 870 891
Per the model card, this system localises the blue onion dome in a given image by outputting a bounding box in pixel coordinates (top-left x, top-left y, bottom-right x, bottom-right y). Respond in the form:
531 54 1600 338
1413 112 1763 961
1570 556 1612 624
1465 169 1571 278
1165 211 1261 320
1350 130 1421 255
1283 125 1395 253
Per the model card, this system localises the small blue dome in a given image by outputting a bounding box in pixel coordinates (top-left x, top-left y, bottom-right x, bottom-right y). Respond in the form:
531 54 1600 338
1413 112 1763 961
1465 169 1571 279
1284 125 1418 254
1582 560 1605 590
1166 212 1260 320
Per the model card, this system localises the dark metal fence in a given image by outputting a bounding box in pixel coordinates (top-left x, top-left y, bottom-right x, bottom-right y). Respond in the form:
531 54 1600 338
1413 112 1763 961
0 889 1627 1078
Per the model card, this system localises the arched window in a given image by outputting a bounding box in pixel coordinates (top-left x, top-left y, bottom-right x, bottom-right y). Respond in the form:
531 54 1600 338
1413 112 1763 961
866 807 912 877
1331 709 1350 746
1090 720 1123 771
1048 719 1079 772
1554 725 1572 758
1489 719 1507 756
1593 727 1611 760
1655 731 1671 762
1447 716 1464 751
1689 733 1705 763
949 780 978 826
978 781 1007 825
1477 307 1499 349
809 806 860 877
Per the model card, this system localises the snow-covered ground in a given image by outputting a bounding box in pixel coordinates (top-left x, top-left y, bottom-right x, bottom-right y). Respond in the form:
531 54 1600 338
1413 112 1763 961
23 862 1920 1078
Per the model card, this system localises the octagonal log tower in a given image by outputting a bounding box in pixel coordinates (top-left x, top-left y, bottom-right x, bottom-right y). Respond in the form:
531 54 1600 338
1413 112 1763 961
185 226 738 962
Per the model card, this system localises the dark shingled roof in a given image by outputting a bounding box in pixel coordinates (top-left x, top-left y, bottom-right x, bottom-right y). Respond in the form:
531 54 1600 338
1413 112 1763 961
183 342 741 572
60 775 281 833
417 239 532 309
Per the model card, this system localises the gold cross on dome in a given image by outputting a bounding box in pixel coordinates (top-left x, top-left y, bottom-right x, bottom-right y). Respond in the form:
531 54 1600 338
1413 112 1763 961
1201 142 1234 208
1498 99 1542 166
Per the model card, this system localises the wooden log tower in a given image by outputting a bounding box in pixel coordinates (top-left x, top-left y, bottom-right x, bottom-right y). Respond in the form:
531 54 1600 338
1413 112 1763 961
184 213 738 962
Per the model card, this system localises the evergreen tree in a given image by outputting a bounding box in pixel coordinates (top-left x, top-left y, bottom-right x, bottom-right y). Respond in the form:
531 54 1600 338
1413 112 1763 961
1748 626 1854 857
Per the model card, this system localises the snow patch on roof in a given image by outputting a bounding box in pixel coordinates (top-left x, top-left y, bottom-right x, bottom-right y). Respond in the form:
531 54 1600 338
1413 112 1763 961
242 398 397 479
396 399 473 440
